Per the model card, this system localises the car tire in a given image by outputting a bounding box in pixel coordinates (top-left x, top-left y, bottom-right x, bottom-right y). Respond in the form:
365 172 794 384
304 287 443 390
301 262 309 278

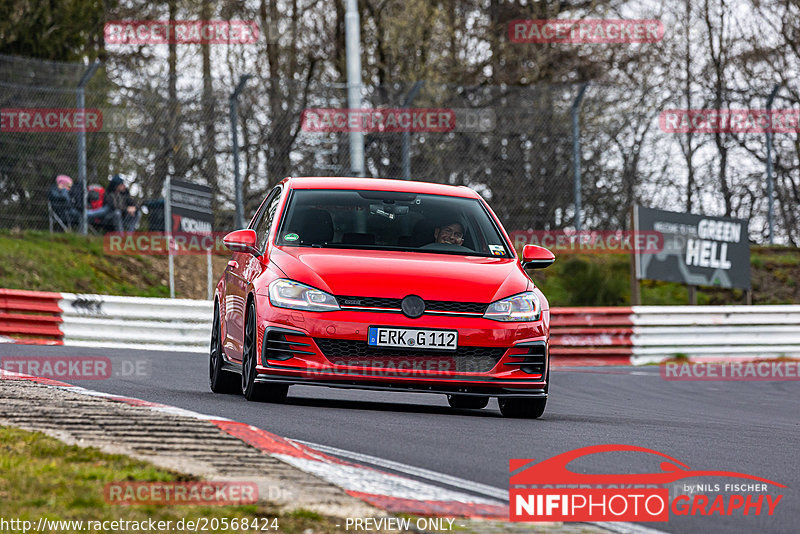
209 302 239 394
241 300 289 403
498 397 547 418
498 368 549 418
447 394 489 410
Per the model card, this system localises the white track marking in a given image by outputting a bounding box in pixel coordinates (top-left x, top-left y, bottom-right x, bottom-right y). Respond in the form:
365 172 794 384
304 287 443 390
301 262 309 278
295 439 508 501
295 440 668 534
274 454 501 504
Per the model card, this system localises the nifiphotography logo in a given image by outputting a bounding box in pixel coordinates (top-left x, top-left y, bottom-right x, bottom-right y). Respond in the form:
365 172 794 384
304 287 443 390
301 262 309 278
510 444 785 522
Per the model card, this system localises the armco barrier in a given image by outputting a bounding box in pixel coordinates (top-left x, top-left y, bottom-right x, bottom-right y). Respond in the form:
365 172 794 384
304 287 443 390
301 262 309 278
631 305 800 364
0 289 63 345
549 307 633 366
2 289 800 364
58 293 212 353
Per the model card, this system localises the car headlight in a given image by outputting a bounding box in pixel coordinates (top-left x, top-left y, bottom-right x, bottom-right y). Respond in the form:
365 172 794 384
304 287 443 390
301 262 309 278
268 279 340 312
483 292 541 322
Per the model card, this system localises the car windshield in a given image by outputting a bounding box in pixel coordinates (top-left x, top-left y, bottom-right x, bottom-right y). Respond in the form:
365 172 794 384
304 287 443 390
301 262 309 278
276 189 511 258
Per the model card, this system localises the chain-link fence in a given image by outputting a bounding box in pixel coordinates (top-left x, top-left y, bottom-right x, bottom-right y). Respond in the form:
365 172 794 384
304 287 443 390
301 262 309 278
0 56 100 230
1 53 798 245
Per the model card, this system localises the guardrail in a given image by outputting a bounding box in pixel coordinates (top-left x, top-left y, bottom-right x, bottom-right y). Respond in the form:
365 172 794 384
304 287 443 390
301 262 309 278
549 307 633 366
0 289 63 345
58 293 212 353
2 289 799 364
631 305 800 364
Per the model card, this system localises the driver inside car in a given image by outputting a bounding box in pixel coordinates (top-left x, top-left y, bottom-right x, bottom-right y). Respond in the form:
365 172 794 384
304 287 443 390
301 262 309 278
434 221 465 245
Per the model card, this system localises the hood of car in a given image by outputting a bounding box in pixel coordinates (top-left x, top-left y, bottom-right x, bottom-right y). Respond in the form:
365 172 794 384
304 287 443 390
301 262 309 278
269 246 529 303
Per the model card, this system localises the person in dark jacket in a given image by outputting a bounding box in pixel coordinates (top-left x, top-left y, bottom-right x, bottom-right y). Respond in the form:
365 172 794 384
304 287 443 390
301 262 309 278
48 174 80 229
102 174 140 232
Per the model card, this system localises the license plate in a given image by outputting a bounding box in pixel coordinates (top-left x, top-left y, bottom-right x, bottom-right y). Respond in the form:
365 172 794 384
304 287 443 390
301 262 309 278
367 327 458 350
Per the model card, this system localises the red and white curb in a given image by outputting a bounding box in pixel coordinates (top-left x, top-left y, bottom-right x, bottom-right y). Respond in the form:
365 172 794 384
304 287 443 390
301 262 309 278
0 368 671 534
0 369 507 519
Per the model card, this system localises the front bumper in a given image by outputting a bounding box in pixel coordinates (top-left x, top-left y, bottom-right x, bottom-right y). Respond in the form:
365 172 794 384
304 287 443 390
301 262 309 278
254 303 550 396
253 374 547 398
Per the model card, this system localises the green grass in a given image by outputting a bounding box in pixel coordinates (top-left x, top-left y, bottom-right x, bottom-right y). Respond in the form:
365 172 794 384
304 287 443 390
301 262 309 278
530 254 631 306
751 246 800 266
0 230 168 297
0 426 341 533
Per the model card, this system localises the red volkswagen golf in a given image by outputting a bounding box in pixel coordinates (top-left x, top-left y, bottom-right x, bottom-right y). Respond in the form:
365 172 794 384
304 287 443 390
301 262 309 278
211 177 555 418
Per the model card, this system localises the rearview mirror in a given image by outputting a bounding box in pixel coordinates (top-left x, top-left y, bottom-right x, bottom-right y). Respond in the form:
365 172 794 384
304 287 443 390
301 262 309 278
223 229 259 255
521 244 555 269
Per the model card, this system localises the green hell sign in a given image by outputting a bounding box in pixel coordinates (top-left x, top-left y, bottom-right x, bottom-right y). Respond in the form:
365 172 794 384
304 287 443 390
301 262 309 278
634 206 751 290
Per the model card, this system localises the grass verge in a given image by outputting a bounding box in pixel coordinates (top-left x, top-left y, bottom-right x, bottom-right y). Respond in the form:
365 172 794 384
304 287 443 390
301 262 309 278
0 230 229 299
0 425 342 533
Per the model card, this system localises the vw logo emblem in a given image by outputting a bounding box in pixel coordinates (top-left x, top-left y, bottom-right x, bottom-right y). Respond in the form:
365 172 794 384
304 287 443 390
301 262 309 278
401 295 425 319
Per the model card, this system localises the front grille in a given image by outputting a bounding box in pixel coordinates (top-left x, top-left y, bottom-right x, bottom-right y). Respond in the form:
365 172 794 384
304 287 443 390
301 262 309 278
314 338 506 373
337 296 401 308
427 300 487 314
336 295 488 315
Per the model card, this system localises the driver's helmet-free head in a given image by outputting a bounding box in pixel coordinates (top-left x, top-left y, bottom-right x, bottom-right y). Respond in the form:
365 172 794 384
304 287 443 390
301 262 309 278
434 218 466 244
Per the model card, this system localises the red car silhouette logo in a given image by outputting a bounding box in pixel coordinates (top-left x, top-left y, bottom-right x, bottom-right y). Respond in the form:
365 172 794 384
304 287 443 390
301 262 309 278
510 444 785 487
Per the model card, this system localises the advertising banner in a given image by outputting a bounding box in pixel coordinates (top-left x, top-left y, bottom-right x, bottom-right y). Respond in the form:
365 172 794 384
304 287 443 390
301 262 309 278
634 206 750 289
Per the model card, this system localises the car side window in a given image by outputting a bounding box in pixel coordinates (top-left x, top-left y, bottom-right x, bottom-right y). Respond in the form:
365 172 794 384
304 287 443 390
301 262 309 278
254 190 281 251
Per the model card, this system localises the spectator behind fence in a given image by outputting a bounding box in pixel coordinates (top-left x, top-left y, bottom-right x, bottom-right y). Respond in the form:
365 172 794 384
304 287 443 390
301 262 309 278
48 174 79 229
102 174 141 233
71 178 112 226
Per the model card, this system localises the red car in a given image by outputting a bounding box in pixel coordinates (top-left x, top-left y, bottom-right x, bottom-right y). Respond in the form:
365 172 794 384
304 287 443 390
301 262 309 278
211 177 555 418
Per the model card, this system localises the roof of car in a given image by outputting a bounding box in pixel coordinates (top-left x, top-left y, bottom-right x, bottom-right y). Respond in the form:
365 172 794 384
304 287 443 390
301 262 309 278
282 177 480 199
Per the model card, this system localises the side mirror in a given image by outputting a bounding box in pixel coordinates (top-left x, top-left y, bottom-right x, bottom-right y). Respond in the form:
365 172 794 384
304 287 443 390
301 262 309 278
521 244 555 269
223 229 259 255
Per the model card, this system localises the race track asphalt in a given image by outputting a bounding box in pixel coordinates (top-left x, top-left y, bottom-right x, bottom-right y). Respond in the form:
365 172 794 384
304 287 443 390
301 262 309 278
1 343 797 534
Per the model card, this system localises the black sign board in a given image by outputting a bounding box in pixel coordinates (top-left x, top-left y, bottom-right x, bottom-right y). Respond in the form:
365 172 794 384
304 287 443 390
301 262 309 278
634 206 751 290
169 179 213 233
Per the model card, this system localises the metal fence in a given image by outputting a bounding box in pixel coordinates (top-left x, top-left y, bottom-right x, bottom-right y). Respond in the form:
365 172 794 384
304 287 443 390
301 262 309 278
1 53 798 245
